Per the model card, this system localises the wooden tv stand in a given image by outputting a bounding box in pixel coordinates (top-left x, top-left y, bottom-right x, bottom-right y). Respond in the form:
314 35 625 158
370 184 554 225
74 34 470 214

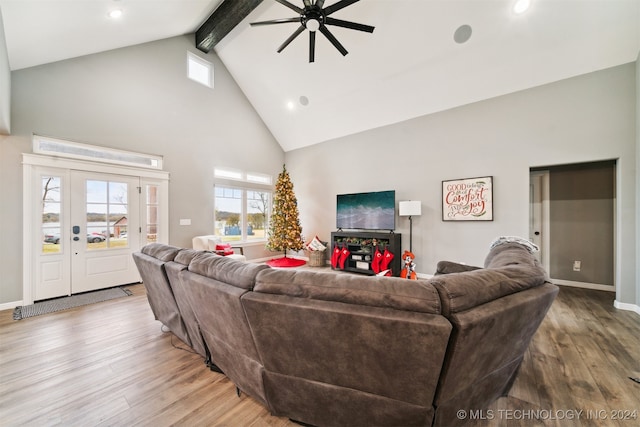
330 231 402 277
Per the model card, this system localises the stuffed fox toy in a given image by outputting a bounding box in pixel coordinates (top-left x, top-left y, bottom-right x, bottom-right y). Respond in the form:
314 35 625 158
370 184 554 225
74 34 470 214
400 250 417 280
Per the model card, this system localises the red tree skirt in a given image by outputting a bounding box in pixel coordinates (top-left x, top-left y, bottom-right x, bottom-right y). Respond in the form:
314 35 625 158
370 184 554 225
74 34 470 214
266 257 307 268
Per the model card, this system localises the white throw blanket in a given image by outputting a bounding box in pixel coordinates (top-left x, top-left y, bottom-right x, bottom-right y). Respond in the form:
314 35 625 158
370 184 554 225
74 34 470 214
490 236 539 253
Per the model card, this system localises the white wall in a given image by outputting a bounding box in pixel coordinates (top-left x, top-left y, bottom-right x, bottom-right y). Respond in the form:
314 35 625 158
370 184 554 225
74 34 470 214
0 35 284 303
0 6 10 135
286 62 638 306
1 34 637 309
636 51 640 309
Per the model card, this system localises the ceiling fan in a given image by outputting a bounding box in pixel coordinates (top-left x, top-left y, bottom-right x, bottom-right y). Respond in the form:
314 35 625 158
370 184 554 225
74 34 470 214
250 0 375 63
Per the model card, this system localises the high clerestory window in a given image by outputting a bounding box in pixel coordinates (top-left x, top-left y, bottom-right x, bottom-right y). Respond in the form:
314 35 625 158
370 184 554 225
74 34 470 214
187 52 213 88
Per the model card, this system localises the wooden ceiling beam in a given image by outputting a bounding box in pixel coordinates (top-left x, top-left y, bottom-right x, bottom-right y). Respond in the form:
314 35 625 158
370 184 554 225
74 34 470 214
196 0 264 53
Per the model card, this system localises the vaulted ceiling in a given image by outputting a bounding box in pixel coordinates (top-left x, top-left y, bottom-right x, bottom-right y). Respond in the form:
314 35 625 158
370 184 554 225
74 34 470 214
1 0 638 151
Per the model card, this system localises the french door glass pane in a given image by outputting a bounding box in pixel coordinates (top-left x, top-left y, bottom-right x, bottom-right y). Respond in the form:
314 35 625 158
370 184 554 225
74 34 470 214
42 176 62 254
247 190 269 241
215 186 242 242
146 184 159 243
86 180 128 250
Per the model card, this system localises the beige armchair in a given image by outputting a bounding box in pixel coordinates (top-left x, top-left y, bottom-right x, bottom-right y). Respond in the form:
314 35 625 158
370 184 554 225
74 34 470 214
192 235 247 261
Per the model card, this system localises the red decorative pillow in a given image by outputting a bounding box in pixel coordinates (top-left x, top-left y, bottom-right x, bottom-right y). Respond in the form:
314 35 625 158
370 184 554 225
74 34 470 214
215 243 235 256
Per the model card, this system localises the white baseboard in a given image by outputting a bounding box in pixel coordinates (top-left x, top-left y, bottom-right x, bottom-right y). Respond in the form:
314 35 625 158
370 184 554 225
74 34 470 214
613 300 640 315
552 279 615 292
0 300 21 312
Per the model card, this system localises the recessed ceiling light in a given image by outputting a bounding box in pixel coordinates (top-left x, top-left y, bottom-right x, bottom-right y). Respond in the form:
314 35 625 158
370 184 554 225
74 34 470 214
286 101 295 110
299 96 309 106
453 25 472 44
513 0 531 14
109 9 123 19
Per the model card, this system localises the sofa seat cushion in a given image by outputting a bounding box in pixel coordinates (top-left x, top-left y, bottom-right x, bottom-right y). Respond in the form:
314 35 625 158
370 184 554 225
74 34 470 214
254 269 442 314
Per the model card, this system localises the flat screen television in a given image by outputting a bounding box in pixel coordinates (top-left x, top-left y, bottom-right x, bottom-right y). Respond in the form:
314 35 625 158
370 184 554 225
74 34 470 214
336 190 395 230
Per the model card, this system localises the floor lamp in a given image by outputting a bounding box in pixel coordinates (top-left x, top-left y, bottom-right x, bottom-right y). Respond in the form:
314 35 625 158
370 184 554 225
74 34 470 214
399 201 421 252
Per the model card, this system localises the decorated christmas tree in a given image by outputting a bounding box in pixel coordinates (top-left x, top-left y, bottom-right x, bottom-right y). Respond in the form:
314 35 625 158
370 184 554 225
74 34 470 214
266 165 305 259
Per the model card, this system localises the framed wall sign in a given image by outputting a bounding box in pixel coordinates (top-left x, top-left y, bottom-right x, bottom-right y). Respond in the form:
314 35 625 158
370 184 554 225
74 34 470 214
442 176 493 221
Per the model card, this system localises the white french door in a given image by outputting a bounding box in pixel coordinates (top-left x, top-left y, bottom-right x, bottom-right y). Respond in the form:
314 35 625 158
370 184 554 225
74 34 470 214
26 158 168 303
69 171 141 294
35 168 71 300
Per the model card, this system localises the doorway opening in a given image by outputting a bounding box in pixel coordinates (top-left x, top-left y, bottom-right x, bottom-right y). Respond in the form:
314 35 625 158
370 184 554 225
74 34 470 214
530 160 615 292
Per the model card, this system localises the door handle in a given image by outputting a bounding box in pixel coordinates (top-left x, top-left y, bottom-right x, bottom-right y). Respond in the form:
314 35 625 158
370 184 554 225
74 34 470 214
73 236 80 241
534 231 540 236
72 225 80 234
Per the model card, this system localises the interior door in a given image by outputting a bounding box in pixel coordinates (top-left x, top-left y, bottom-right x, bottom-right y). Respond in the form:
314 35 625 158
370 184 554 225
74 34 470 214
69 171 141 294
529 170 550 271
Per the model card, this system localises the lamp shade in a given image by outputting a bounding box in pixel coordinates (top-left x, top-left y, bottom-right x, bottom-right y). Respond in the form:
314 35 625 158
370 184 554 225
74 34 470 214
399 200 421 216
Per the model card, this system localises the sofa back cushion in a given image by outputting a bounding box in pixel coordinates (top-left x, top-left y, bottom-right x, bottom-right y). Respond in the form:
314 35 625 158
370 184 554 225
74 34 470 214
434 260 481 275
188 252 269 290
179 253 270 405
484 242 545 269
132 247 190 347
174 248 202 266
243 269 452 426
429 249 548 317
429 243 558 426
140 242 181 262
432 283 558 425
165 258 208 358
253 269 442 313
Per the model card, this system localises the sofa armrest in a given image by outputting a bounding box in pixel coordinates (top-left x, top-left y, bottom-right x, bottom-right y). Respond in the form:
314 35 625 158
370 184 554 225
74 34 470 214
434 261 482 275
192 235 215 250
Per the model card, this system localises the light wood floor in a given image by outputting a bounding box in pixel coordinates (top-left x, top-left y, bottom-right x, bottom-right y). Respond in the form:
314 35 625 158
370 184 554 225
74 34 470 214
1 284 638 427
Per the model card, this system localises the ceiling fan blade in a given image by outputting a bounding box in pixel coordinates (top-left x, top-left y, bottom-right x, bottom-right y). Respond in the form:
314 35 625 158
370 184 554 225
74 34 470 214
309 31 316 63
277 25 306 53
325 17 374 33
275 0 303 14
323 0 359 16
319 25 348 56
250 17 300 26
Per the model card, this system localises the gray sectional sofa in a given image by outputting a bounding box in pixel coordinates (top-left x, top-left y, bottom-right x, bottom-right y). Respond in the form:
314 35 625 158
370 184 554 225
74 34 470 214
133 242 558 427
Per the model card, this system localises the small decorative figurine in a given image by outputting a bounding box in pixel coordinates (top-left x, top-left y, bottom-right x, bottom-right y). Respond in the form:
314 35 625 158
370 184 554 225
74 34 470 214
400 250 417 280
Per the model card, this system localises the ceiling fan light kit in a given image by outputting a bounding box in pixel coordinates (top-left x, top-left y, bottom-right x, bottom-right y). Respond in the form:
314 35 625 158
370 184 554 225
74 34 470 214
250 0 375 63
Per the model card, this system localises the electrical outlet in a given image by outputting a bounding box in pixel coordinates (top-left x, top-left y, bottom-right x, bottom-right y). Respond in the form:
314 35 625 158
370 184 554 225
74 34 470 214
179 219 191 226
573 260 581 271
